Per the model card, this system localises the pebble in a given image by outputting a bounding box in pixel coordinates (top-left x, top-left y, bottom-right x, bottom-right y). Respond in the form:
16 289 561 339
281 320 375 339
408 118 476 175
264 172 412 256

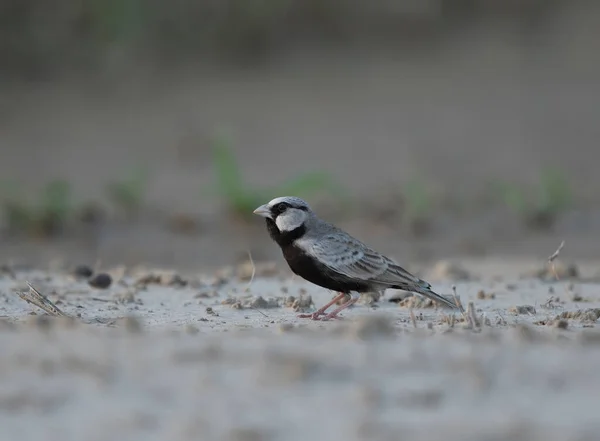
89 273 113 289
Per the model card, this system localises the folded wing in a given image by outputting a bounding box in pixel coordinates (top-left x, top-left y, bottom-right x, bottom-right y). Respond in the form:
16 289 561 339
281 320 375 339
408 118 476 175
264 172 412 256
303 234 421 286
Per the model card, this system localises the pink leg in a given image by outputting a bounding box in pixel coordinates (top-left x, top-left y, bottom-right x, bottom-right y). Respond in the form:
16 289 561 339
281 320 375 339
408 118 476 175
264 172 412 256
320 296 359 321
298 292 347 320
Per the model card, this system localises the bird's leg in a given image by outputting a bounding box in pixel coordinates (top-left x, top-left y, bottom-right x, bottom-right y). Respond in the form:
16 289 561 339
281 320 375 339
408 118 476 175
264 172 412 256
297 292 347 320
320 296 359 321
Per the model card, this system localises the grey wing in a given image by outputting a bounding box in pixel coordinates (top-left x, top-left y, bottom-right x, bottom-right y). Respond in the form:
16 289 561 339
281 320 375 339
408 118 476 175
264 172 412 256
300 233 459 309
301 234 421 286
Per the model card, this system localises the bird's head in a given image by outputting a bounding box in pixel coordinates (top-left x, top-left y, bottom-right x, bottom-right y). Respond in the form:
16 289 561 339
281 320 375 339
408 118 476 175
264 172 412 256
253 196 313 232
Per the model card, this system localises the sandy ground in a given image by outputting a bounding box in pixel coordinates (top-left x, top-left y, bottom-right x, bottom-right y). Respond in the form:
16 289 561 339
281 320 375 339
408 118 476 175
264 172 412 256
1 259 600 441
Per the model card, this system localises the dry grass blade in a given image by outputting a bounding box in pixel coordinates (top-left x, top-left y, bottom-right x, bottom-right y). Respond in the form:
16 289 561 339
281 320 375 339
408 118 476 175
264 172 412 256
547 240 565 281
243 251 267 318
466 302 480 328
18 282 69 317
548 240 565 263
409 307 418 329
452 285 467 317
546 241 571 303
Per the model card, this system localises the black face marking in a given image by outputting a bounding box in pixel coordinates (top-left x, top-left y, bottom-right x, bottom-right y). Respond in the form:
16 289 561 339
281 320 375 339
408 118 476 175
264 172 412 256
266 218 306 247
269 201 308 219
270 202 290 217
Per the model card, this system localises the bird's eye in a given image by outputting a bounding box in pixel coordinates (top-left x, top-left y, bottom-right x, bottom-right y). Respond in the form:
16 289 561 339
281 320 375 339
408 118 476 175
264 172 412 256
275 203 288 214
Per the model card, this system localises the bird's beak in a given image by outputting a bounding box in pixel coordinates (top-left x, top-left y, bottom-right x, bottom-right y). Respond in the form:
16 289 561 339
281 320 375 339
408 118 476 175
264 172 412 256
252 204 272 219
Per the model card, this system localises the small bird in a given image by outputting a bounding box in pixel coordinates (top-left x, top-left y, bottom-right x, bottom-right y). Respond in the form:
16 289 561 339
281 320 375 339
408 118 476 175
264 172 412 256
253 196 459 320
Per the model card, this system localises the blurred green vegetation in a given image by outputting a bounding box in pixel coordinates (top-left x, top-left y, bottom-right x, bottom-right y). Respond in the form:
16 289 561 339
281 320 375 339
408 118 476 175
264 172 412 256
0 166 578 237
106 167 149 218
401 177 433 236
211 131 347 220
490 167 573 229
0 0 561 75
1 179 73 237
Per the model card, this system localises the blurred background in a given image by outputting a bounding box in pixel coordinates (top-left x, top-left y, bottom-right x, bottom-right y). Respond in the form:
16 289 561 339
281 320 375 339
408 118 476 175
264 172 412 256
0 0 599 270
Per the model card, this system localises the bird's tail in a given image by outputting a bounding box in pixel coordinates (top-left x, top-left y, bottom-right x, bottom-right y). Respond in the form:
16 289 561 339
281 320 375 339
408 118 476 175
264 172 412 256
394 279 459 309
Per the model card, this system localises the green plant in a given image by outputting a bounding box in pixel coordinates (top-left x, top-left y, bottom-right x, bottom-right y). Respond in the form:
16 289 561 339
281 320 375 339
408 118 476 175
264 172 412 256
401 178 433 235
490 181 528 217
106 167 148 216
36 179 72 234
490 168 572 229
211 132 346 219
536 167 571 216
0 179 73 237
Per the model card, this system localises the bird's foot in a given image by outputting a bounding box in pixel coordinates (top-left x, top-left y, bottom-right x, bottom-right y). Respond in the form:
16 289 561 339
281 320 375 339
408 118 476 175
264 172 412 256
297 311 325 320
296 311 345 321
319 297 359 321
297 292 348 320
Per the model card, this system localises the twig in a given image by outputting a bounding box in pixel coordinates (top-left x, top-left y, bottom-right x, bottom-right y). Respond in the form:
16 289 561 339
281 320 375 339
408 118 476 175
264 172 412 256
449 313 455 328
547 240 565 263
243 251 267 318
243 250 256 293
547 240 565 282
409 307 418 328
546 240 573 303
466 302 480 328
452 285 467 318
17 282 69 317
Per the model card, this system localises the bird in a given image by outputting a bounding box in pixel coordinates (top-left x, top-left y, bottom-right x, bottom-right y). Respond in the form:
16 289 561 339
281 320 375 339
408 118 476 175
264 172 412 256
253 196 459 320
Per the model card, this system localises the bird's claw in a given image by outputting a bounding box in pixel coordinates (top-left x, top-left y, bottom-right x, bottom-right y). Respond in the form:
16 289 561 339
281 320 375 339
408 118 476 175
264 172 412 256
297 311 344 321
297 311 325 320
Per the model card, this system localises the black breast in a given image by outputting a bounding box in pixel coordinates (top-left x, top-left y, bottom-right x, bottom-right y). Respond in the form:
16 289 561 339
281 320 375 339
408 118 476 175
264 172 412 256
265 219 371 293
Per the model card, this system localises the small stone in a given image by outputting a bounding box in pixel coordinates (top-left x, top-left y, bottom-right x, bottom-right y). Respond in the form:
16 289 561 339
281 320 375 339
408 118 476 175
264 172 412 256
476 290 495 300
89 273 112 289
292 295 313 312
553 319 568 330
159 273 187 287
73 265 93 279
249 296 268 309
508 305 536 315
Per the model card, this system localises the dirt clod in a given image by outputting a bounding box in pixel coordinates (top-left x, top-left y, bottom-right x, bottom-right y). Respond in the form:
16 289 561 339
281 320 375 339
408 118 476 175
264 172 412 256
89 273 112 289
509 305 536 315
291 295 313 312
556 308 600 323
477 290 495 300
